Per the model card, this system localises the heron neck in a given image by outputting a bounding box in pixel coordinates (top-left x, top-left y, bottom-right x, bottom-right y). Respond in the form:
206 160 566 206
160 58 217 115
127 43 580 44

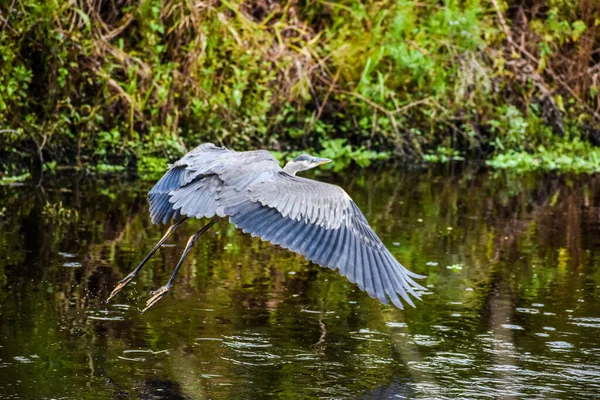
283 162 301 176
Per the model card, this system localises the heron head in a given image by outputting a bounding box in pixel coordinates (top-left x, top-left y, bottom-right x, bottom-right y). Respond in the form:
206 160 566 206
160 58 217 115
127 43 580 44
283 154 331 176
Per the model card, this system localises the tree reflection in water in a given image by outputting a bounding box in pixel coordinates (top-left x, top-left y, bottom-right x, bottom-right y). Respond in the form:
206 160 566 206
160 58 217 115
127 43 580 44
1 167 600 399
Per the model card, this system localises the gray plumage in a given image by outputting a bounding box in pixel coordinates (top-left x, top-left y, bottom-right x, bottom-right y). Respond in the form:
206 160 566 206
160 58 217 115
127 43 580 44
147 143 425 309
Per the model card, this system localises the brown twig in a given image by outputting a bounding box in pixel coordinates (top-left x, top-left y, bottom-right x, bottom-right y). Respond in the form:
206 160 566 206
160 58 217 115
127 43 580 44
490 0 600 122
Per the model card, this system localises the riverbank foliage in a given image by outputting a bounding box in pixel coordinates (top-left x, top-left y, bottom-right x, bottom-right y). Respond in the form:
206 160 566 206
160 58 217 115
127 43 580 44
1 0 600 177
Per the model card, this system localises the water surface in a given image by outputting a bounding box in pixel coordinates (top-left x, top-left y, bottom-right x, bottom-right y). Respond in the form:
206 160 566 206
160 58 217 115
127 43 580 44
1 167 600 399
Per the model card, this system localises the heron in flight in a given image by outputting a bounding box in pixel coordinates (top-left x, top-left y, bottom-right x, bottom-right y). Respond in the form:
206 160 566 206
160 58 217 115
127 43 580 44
107 143 425 312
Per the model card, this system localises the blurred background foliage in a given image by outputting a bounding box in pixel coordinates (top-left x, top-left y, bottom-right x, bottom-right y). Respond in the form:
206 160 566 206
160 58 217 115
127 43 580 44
1 0 600 177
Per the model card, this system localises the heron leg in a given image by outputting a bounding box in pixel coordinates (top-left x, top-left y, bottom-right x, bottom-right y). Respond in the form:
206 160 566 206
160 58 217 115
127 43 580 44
107 217 189 303
142 217 220 313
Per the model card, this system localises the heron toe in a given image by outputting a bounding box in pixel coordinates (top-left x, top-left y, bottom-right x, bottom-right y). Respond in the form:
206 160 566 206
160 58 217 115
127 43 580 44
142 285 171 313
106 274 136 303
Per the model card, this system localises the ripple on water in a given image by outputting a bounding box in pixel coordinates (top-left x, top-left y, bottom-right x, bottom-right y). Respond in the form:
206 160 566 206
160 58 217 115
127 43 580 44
411 334 443 347
194 337 223 342
350 328 387 342
501 324 524 330
222 333 281 366
516 307 539 314
434 352 475 367
62 262 82 268
546 341 575 351
385 321 407 328
223 335 272 349
118 349 169 362
284 352 319 362
13 356 37 364
117 356 146 362
431 325 451 332
200 373 223 379
300 308 337 314
86 309 125 321
111 304 131 310
581 348 600 356
569 317 600 328
562 365 600 381
408 352 475 376
355 353 394 369
122 349 169 355
464 378 562 399
543 326 556 331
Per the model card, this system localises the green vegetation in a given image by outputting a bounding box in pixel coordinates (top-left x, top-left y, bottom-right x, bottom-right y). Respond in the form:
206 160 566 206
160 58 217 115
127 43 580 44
1 0 599 178
487 137 600 173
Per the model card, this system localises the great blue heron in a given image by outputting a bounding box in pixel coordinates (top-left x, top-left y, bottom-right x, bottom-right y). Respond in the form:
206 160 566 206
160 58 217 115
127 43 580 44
107 143 425 312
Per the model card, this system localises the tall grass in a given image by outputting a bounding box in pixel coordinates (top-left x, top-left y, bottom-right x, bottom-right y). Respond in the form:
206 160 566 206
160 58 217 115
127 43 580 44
0 0 599 176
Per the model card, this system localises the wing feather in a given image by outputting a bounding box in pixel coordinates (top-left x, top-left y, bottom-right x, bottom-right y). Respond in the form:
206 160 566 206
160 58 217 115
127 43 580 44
148 143 282 224
373 251 398 306
334 227 350 276
169 174 222 219
227 199 424 308
252 210 285 238
302 223 327 259
324 227 342 267
147 144 231 224
368 248 387 304
247 171 350 229
346 233 358 284
308 224 333 264
264 210 292 237
360 242 372 295
288 219 312 251
148 166 187 224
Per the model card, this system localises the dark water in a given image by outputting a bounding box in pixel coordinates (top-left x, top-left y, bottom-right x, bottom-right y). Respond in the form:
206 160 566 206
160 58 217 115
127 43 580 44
1 167 600 399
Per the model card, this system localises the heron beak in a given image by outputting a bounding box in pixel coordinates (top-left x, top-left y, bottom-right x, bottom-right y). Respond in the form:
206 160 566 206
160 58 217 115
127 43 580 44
315 158 332 165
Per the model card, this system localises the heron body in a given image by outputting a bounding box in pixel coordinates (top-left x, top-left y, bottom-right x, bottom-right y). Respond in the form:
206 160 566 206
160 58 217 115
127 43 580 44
108 143 425 312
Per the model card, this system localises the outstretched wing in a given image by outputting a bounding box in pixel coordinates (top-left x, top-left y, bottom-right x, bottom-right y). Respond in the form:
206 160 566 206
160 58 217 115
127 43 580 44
224 171 425 309
148 143 232 224
148 143 280 224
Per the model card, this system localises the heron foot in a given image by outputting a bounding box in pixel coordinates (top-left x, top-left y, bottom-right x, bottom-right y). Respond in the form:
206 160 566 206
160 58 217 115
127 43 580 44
106 273 136 303
141 285 171 313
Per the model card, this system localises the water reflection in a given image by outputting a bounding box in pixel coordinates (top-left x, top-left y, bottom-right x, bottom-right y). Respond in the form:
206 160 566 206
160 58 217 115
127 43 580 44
1 167 600 398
